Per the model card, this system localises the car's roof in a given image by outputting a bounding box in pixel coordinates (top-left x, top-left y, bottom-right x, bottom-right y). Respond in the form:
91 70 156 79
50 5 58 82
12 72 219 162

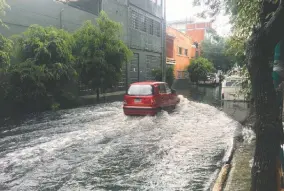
131 81 165 85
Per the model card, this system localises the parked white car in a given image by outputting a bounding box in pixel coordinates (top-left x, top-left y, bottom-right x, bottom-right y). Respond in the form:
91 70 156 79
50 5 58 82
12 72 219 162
221 75 247 101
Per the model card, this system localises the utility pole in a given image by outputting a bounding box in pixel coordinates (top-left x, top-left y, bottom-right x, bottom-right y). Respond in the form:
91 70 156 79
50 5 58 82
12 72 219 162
162 0 167 82
125 0 130 93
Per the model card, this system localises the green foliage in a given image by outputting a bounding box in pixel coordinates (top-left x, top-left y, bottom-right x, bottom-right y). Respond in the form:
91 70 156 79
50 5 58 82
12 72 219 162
0 25 78 114
166 66 175 87
201 33 234 71
13 25 75 65
74 12 132 94
0 34 12 68
0 0 9 26
152 68 162 81
51 102 60 111
0 12 132 116
188 57 215 83
225 36 246 66
238 65 252 100
12 25 77 104
151 67 175 87
193 0 260 37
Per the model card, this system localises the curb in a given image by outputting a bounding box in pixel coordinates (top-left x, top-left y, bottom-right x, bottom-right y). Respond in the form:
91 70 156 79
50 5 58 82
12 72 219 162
212 131 239 191
212 164 231 191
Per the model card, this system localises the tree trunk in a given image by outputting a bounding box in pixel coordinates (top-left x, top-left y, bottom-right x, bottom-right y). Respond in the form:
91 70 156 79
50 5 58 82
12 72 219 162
247 31 283 191
96 88 100 103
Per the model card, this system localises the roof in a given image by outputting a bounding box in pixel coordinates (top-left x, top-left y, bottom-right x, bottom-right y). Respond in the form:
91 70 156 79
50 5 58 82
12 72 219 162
167 26 193 41
131 81 165 85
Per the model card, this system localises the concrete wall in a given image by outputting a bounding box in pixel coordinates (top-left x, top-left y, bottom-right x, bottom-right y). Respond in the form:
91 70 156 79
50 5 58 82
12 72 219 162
1 0 129 39
127 0 163 83
129 0 162 18
0 0 98 36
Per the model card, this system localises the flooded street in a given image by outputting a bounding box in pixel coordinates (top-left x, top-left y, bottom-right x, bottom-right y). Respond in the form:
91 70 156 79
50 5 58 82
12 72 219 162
0 86 248 191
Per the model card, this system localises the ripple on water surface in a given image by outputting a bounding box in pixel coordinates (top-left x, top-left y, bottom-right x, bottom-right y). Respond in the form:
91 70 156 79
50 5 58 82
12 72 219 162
0 96 240 191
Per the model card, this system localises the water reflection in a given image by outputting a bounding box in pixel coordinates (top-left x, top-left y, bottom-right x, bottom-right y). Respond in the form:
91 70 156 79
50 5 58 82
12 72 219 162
177 85 250 122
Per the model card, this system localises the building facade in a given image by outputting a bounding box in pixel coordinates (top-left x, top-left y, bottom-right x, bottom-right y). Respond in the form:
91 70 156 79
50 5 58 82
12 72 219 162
0 0 165 88
167 18 195 33
166 27 195 79
168 20 213 57
186 22 213 43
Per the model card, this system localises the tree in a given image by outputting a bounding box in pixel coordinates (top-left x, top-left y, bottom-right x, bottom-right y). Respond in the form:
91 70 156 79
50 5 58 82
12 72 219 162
0 34 12 68
195 0 284 190
166 66 175 87
7 25 78 111
151 67 174 87
225 36 246 67
0 0 9 26
188 57 215 83
201 35 233 71
151 68 162 81
0 34 12 115
74 12 132 101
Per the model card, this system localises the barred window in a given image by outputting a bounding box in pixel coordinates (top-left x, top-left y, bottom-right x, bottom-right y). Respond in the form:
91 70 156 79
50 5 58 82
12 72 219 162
140 15 147 32
132 10 139 30
148 18 154 35
154 21 161 37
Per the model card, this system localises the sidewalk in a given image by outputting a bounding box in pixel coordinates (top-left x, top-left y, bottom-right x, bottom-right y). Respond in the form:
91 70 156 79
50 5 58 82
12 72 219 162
79 91 125 105
219 111 284 191
80 91 125 99
224 139 254 191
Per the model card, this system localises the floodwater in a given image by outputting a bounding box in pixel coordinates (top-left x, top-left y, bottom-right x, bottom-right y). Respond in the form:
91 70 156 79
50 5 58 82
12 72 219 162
0 85 249 191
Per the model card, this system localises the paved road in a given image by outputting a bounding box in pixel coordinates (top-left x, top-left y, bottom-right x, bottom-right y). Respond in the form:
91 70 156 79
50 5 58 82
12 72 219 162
0 96 240 191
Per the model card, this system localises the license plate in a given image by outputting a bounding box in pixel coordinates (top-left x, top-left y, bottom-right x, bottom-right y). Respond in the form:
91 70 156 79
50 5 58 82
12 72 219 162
134 98 141 103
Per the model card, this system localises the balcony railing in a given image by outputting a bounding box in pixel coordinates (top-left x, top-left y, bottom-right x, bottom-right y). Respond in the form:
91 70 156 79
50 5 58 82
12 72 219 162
166 57 176 65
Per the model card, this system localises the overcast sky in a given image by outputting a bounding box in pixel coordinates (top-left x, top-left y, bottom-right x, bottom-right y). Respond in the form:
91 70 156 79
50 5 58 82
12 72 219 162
166 0 231 36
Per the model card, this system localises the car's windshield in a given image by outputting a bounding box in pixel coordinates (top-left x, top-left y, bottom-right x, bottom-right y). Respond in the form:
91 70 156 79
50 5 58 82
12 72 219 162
127 85 153 96
226 80 242 87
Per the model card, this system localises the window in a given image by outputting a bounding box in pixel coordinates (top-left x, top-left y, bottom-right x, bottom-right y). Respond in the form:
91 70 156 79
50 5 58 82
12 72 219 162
128 85 153 96
226 80 237 87
132 10 139 30
159 84 166 93
165 83 171 93
178 47 183 55
140 15 147 32
58 0 101 16
185 49 188 56
149 18 154 35
156 21 161 37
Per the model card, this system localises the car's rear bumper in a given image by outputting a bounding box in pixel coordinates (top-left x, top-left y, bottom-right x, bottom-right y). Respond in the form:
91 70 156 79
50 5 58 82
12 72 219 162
123 106 160 116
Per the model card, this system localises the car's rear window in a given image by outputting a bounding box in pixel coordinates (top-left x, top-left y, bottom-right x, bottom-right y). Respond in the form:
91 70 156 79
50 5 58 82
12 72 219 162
127 85 153 96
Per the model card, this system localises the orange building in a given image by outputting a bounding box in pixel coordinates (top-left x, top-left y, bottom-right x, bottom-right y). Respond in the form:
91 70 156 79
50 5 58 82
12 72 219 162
186 22 213 56
166 27 196 79
186 22 212 43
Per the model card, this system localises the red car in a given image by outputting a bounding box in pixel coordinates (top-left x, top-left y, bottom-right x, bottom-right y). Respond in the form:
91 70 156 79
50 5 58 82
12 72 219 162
123 81 180 116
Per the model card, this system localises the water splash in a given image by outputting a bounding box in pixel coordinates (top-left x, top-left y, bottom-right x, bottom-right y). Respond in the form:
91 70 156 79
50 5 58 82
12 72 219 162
0 96 239 191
